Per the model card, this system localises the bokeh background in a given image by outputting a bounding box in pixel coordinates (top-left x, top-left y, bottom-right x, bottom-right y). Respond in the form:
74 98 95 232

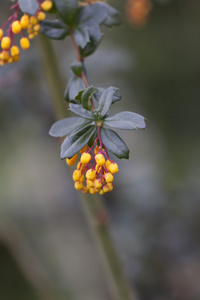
0 0 200 299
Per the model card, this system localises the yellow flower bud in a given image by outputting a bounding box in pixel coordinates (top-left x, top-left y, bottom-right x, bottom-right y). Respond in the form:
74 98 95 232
86 179 94 188
10 45 20 57
99 189 105 195
103 184 110 193
30 16 37 25
104 172 114 183
37 11 46 21
94 179 102 190
8 56 14 63
28 33 35 39
20 37 30 50
105 159 111 170
95 153 105 166
80 152 91 164
0 50 9 60
73 170 82 182
13 55 20 62
34 24 40 32
107 183 113 192
74 181 83 190
12 21 21 34
90 188 97 194
40 0 53 11
82 186 89 194
86 169 97 180
1 37 11 50
109 162 118 174
20 15 30 29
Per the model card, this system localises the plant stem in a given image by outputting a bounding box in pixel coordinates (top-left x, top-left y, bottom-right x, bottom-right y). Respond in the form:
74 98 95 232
37 34 138 300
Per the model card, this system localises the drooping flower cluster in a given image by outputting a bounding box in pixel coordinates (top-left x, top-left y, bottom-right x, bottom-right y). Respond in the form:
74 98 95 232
0 0 53 66
125 0 153 27
66 143 119 195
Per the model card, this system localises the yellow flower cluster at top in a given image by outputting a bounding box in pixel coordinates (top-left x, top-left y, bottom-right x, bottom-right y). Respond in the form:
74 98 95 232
0 0 53 66
66 144 119 195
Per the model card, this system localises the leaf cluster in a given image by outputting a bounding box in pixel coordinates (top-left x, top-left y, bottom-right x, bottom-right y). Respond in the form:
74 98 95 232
50 86 146 159
39 0 121 58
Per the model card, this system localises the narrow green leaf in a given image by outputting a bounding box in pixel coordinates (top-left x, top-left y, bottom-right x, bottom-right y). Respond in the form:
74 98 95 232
64 74 86 102
81 86 98 110
49 117 87 137
40 20 69 40
101 128 129 159
98 87 115 118
54 0 80 26
104 111 146 130
71 62 83 76
61 126 96 159
19 0 39 15
69 103 95 120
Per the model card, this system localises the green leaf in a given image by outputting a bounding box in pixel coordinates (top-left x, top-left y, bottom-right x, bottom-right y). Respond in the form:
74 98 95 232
61 126 96 159
75 89 85 102
81 86 98 110
54 0 80 26
71 62 83 76
40 20 69 40
18 0 39 15
69 103 95 120
101 128 129 159
94 87 122 103
77 3 107 27
49 117 87 137
68 120 94 138
79 25 103 58
104 112 146 130
98 87 115 118
64 74 86 102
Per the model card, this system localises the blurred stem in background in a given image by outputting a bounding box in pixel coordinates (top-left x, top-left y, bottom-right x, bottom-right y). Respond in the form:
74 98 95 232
36 34 138 300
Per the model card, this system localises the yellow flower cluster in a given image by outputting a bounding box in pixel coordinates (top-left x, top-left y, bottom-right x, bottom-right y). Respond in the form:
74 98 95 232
0 0 53 66
66 145 119 195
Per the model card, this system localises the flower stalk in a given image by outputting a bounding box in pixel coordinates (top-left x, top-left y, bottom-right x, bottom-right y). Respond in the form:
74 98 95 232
37 34 138 300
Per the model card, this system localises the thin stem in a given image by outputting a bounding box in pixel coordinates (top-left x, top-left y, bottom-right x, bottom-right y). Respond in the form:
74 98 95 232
37 34 138 300
69 30 95 110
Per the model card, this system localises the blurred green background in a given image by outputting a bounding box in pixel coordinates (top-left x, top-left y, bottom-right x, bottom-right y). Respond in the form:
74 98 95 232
0 0 200 299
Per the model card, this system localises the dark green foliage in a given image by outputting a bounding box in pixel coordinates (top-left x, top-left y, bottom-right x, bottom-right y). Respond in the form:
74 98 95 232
60 126 96 159
101 128 129 159
43 0 145 160
54 0 79 26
